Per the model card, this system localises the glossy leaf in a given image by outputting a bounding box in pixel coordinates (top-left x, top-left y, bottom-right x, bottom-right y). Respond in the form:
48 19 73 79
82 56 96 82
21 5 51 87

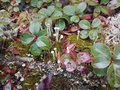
29 43 41 56
36 36 52 50
93 68 107 76
86 0 98 6
63 5 75 16
55 19 66 30
92 18 101 28
51 10 63 17
37 29 47 37
79 30 89 39
107 62 120 88
20 33 34 45
89 30 98 40
113 44 120 60
100 0 109 4
29 21 40 35
79 20 91 29
77 2 87 13
91 43 111 68
100 6 109 14
70 15 79 23
47 5 55 16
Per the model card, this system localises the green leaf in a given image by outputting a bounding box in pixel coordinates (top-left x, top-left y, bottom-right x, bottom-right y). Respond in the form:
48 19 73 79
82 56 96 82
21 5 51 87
114 44 120 60
77 2 87 13
36 36 52 50
79 30 89 39
100 0 109 4
91 43 111 68
37 1 43 8
55 19 66 30
63 5 76 16
29 43 41 56
37 29 47 37
0 28 3 36
47 5 55 16
92 18 101 28
86 0 98 6
1 0 9 2
93 6 101 17
45 18 52 27
79 20 91 29
51 10 63 17
93 68 107 76
29 21 40 35
107 63 120 88
89 30 98 40
70 15 79 23
100 6 109 14
20 33 34 45
38 8 48 17
31 0 38 7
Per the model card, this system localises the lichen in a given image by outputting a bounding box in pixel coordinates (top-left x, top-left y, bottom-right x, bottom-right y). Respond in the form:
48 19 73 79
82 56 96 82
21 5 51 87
104 13 120 46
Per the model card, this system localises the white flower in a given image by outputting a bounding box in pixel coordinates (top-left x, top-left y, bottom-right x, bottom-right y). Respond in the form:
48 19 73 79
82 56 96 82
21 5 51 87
104 13 120 46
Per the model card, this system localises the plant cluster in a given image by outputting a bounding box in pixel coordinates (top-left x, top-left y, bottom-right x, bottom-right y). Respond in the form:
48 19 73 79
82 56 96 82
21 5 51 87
0 0 120 89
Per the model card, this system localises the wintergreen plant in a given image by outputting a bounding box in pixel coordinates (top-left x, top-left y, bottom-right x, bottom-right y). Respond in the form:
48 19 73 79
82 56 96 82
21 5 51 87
78 18 101 41
20 21 52 56
91 43 120 88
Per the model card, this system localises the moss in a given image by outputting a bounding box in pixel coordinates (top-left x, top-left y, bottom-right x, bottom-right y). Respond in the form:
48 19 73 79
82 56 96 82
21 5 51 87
11 41 30 56
67 34 93 49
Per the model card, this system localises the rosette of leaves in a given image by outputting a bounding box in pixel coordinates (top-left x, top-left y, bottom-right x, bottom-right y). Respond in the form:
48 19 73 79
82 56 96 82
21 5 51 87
63 2 87 23
85 0 110 16
79 18 101 41
20 21 52 56
91 43 120 88
36 5 68 32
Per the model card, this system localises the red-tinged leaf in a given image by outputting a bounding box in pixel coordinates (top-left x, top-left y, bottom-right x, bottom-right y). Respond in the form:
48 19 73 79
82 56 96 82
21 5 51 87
3 67 11 74
81 14 93 20
77 65 87 73
10 66 17 74
68 25 79 32
38 73 52 90
19 26 29 34
77 52 91 63
0 62 2 67
65 60 76 72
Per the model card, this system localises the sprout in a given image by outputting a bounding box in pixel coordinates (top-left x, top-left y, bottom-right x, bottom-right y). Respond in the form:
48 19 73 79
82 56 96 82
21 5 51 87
54 27 60 42
59 35 63 42
53 48 57 57
51 51 56 61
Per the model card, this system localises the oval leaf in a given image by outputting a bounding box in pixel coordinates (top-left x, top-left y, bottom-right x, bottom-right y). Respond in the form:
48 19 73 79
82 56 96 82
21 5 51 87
63 5 75 16
29 21 40 35
29 43 41 56
89 30 98 40
36 36 52 50
91 43 111 68
77 2 87 13
79 20 91 29
107 63 120 88
70 15 79 23
92 18 101 28
114 44 120 60
79 30 89 39
20 33 34 45
55 19 65 30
